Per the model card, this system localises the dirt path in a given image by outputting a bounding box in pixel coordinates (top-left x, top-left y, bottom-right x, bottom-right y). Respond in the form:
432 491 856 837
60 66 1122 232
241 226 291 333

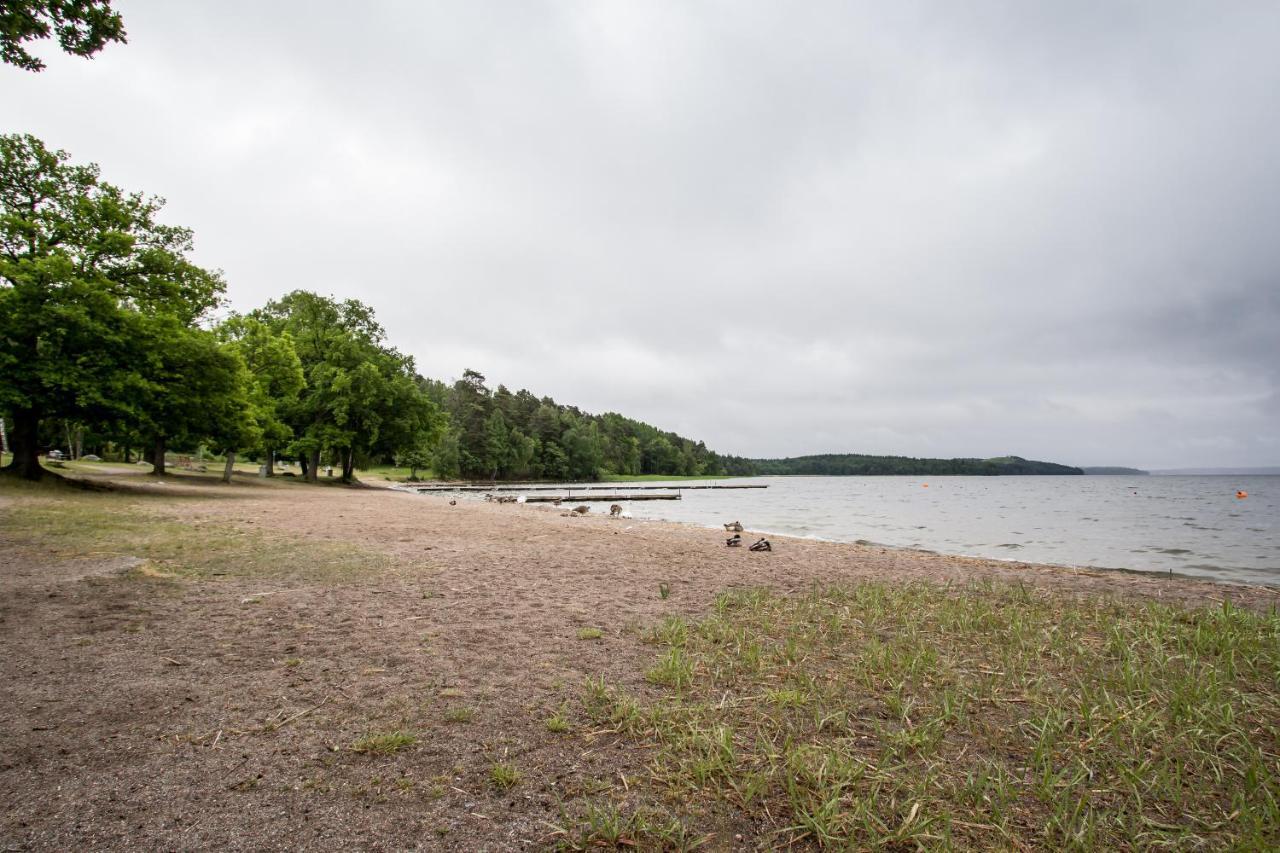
2 475 1276 850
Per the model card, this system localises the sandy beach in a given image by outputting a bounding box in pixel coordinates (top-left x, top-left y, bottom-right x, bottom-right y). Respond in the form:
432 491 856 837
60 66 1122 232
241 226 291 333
2 472 1277 850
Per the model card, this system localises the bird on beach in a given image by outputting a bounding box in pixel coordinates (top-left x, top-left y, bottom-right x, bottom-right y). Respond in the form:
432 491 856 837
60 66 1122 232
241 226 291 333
726 534 742 547
448 499 457 506
724 521 744 532
749 538 772 552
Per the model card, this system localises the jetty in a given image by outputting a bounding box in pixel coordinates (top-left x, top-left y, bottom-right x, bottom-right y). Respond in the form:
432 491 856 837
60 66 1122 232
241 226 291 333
409 483 765 493
521 493 681 502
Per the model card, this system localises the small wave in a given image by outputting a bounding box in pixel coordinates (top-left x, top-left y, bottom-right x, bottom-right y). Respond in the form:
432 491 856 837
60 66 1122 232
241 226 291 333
997 543 1023 549
1156 548 1192 555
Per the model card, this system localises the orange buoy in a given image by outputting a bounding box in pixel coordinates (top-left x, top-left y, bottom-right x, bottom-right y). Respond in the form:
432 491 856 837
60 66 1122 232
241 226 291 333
1236 490 1248 499
922 483 929 488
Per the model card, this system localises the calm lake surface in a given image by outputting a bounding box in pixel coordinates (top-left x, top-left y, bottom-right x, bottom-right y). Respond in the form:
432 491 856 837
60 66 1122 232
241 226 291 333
575 475 1279 586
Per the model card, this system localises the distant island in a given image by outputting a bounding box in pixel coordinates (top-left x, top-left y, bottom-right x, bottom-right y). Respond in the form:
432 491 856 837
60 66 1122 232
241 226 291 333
719 454 1083 476
1082 466 1150 475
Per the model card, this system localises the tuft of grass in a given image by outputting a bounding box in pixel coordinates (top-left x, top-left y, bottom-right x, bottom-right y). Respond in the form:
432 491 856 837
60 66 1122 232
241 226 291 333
551 802 703 851
659 582 671 600
582 582 1280 850
443 707 473 723
351 731 416 755
546 705 572 733
490 763 522 790
577 627 604 640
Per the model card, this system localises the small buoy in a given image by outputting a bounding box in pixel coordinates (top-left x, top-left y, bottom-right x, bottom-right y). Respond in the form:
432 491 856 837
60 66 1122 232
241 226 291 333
922 483 929 488
1236 490 1248 499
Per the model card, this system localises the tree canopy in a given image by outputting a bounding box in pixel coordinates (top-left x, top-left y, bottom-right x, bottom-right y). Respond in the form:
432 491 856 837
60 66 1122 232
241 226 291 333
425 370 725 481
0 133 224 479
1 0 126 71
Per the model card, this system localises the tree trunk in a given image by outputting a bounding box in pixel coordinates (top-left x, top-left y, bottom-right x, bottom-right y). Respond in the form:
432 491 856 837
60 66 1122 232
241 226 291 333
2 409 43 481
306 448 321 483
299 453 308 479
74 427 83 461
222 450 236 484
152 437 167 476
341 448 354 482
265 448 274 477
124 446 132 464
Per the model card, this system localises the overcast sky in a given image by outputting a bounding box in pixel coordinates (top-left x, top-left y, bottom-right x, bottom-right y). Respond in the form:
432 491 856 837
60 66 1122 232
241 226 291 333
7 1 1279 468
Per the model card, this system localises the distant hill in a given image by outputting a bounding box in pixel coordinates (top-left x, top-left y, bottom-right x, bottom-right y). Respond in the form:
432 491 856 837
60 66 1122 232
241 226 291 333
1148 467 1280 476
1082 466 1149 475
720 454 1083 476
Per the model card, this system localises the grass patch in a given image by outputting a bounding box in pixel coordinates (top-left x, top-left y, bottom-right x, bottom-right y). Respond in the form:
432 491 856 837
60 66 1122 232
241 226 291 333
0 488 395 581
581 582 1280 849
443 707 474 723
490 763 522 790
550 802 704 851
577 627 604 640
351 731 417 755
546 706 572 733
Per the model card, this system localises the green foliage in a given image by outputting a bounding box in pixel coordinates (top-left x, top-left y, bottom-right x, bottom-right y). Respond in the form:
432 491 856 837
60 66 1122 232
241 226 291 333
251 291 444 482
0 133 224 479
216 315 304 457
0 0 126 71
434 370 725 481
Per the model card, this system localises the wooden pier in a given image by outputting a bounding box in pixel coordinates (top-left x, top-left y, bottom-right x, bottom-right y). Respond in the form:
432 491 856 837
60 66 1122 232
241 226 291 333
411 483 764 493
520 493 681 503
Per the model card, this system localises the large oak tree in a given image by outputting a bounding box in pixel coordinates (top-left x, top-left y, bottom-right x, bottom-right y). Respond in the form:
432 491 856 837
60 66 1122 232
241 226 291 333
0 133 223 480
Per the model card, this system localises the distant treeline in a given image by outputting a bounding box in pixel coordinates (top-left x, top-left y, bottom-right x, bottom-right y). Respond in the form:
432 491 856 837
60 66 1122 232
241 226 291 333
418 371 723 481
718 454 1084 476
1081 467 1149 476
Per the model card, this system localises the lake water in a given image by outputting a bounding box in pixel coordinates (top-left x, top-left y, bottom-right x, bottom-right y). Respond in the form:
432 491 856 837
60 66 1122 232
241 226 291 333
574 476 1279 586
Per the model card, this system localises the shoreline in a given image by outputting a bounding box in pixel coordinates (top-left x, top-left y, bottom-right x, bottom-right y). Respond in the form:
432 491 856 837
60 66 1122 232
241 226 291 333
421 486 1280 596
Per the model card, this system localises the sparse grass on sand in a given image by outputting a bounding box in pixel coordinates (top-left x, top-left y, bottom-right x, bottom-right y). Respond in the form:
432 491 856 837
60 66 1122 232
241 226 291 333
0 483 395 581
572 582 1280 850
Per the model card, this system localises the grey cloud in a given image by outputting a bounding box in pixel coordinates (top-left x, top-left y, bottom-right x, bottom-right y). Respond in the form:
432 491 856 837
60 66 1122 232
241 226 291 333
5 0 1278 468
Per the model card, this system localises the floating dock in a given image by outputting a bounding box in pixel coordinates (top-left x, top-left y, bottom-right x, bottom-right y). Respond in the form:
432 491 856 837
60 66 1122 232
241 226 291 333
411 483 764 493
521 493 681 503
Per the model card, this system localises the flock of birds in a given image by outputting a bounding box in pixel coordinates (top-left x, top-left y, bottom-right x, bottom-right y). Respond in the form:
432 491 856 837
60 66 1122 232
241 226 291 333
723 521 772 551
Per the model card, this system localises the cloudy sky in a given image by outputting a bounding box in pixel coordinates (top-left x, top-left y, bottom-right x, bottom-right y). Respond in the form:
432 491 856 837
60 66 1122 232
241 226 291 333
7 1 1279 468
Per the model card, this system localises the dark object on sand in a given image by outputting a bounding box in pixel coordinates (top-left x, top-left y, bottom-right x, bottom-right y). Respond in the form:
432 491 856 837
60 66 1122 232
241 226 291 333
573 505 591 515
448 499 457 506
609 504 623 516
724 521 744 532
749 538 772 552
726 534 742 547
